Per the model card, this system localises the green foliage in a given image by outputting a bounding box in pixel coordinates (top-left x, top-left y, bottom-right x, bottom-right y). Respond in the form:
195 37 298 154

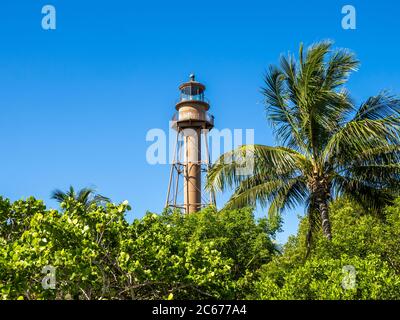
51 186 110 208
1 195 399 300
207 41 400 243
255 255 399 300
252 198 400 299
0 197 275 300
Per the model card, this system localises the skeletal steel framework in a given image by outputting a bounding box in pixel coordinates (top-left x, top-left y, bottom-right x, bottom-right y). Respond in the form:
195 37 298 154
165 74 216 213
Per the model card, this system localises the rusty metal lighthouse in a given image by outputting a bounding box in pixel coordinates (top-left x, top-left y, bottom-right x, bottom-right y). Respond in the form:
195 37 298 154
165 74 215 213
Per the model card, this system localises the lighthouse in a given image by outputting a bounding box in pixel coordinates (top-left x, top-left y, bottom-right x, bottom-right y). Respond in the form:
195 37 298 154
165 74 215 213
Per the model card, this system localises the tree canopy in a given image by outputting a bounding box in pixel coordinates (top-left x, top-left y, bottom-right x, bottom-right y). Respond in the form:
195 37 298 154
1 195 399 300
207 41 400 252
0 196 277 300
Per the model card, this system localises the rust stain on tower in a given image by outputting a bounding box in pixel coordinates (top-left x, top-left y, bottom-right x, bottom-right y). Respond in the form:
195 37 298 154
165 74 216 213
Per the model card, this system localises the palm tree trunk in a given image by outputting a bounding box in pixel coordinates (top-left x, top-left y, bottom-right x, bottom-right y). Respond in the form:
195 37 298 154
317 197 332 240
309 176 332 240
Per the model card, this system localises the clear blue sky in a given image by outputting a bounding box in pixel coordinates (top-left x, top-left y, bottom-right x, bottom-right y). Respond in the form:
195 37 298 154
0 0 399 243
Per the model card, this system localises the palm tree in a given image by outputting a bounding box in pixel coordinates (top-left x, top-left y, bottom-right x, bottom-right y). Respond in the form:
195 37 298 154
51 186 110 208
206 41 400 252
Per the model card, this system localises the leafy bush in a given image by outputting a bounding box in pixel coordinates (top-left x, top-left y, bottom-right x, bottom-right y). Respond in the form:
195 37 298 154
0 197 276 300
1 195 400 300
252 198 400 299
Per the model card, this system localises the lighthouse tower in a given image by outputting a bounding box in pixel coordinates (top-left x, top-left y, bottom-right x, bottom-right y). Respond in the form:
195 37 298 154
165 74 215 213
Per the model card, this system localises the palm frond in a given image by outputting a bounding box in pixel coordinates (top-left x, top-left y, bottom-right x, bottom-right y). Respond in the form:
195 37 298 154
224 176 307 218
262 66 307 151
333 175 396 212
50 189 67 203
323 118 400 164
206 145 307 193
92 194 111 204
323 49 359 89
353 92 400 122
50 186 111 208
77 188 94 205
267 177 308 219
